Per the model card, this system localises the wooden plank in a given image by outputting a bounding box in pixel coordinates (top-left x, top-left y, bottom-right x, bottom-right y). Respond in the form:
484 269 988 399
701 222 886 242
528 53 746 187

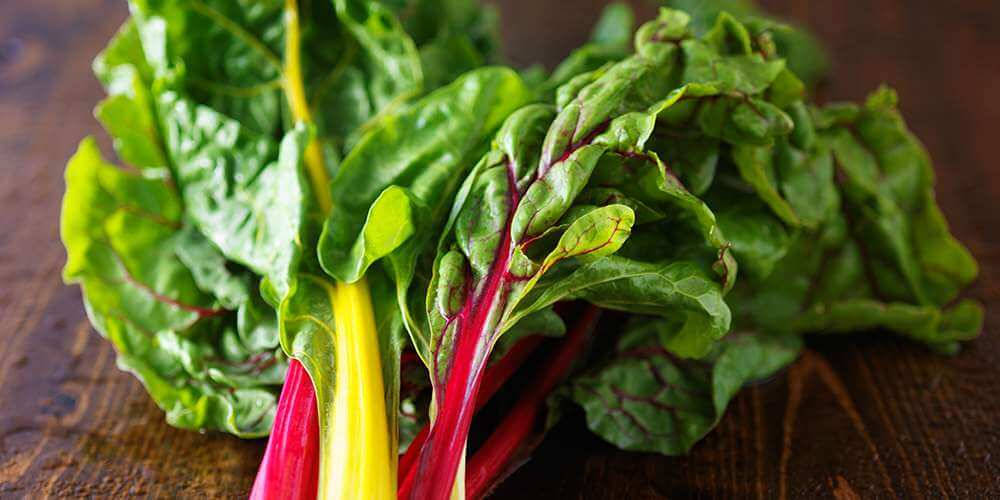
0 0 996 498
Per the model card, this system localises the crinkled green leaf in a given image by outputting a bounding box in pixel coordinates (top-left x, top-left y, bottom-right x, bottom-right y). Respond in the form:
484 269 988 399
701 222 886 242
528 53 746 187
731 143 801 226
572 325 800 454
174 225 251 309
420 9 741 386
92 21 166 171
62 138 283 437
822 87 978 306
318 67 533 284
159 94 309 301
523 257 730 359
715 200 789 280
128 0 426 154
129 0 287 136
665 0 829 87
772 137 838 228
796 299 983 355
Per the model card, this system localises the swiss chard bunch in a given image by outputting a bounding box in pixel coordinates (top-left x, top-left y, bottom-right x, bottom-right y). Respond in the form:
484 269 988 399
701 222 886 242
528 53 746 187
60 1 981 499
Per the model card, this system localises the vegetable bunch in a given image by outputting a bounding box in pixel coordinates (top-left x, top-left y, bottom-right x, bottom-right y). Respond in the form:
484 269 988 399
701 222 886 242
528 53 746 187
61 1 981 499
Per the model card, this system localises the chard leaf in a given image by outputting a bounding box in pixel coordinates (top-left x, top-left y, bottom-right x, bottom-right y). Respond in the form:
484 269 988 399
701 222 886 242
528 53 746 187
515 257 731 359
731 143 801 226
174 225 252 309
665 0 829 87
92 20 166 172
796 299 983 355
318 67 533 283
129 0 287 136
572 324 800 455
159 97 310 301
408 12 742 497
128 0 425 153
714 200 789 280
62 138 284 437
772 137 838 228
681 39 785 95
822 87 978 306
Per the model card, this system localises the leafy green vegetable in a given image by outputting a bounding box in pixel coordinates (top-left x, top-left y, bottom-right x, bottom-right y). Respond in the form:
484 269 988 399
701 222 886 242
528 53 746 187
573 321 800 454
317 67 533 283
62 138 284 437
405 11 751 498
665 0 830 87
726 87 982 354
62 2 983 498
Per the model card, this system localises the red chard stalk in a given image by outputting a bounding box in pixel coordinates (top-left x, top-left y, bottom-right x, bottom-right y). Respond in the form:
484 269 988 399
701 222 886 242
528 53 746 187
250 360 319 500
467 306 601 499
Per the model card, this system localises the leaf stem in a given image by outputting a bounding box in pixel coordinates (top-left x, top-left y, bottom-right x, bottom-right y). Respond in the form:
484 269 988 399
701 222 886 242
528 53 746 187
324 277 394 499
397 335 544 492
466 306 601 498
283 0 332 212
249 359 319 500
276 3 393 499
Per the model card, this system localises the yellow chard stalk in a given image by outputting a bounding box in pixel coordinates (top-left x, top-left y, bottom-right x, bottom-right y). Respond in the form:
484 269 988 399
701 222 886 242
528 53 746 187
283 0 394 498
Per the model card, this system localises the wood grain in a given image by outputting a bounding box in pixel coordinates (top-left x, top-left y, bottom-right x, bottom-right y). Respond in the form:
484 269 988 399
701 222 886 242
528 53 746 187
0 0 997 498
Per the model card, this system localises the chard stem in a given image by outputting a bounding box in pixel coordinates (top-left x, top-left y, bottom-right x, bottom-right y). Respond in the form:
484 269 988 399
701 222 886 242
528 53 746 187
324 278 394 499
249 359 319 500
397 335 544 491
466 306 601 498
283 0 333 213
277 3 393 499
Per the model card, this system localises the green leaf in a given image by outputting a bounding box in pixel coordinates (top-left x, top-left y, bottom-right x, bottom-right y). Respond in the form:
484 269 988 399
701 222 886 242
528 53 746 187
681 38 785 95
62 138 283 437
665 0 830 87
318 67 533 283
822 87 978 306
572 326 800 454
715 202 789 280
543 204 635 266
92 21 167 171
129 0 287 136
731 144 801 226
514 257 731 359
174 225 251 309
129 0 426 154
159 93 310 301
772 137 837 228
795 298 983 355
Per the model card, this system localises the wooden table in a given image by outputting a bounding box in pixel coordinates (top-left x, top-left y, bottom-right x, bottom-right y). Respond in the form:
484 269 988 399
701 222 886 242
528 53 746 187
1 0 997 497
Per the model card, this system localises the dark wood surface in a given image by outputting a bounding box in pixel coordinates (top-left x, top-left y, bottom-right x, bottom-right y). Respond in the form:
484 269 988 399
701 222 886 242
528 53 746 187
1 0 997 498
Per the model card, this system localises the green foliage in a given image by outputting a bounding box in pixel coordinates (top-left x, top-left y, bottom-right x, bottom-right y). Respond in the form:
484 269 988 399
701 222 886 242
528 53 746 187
573 322 801 454
664 0 830 87
62 139 283 437
318 67 533 283
62 0 507 438
62 1 981 480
